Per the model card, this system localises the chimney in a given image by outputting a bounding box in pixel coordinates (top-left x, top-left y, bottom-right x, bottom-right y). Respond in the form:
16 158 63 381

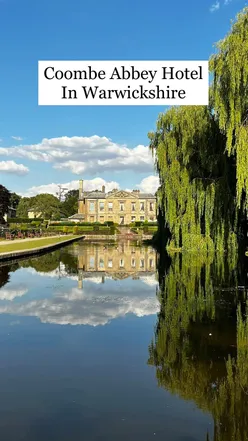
102 185 105 193
79 179 83 198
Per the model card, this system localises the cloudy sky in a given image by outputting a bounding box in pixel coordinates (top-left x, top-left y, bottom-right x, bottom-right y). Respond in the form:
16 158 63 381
0 264 159 326
0 0 244 196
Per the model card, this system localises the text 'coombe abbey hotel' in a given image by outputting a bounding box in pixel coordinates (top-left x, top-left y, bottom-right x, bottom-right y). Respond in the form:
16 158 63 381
73 180 157 224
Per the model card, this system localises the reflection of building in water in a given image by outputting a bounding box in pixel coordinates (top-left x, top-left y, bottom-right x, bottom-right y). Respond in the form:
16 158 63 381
77 243 157 287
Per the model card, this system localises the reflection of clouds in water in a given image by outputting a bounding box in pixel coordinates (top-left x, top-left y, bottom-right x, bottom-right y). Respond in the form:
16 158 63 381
0 285 28 301
25 265 78 281
0 283 159 326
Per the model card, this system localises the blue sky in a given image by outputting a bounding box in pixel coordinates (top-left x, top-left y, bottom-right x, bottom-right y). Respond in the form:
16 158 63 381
0 0 246 197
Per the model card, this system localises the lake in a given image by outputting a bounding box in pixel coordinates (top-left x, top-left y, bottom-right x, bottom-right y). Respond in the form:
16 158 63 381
0 239 247 441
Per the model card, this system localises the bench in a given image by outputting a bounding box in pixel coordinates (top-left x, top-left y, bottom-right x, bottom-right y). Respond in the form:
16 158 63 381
5 232 14 240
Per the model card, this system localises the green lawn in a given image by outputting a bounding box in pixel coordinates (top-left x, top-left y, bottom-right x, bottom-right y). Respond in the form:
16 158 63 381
0 235 78 254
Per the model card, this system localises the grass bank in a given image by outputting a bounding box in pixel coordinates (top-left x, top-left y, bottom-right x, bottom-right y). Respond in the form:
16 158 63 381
0 235 79 254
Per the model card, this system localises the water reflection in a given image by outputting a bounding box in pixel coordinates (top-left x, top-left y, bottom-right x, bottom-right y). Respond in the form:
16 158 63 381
149 250 248 441
0 241 215 440
0 242 159 326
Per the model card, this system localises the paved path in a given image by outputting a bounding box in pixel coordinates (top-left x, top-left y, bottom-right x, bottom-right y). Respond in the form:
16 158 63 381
0 235 63 246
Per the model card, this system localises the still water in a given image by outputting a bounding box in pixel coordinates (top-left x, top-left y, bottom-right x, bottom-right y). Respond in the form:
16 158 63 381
0 240 247 440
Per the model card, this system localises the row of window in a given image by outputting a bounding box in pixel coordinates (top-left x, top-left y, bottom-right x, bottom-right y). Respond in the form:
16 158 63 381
88 215 155 222
89 257 155 269
89 201 154 212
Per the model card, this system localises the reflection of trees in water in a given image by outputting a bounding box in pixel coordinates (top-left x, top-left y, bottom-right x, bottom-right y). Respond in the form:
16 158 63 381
19 250 78 275
148 251 248 441
0 263 19 289
0 265 10 289
20 251 62 273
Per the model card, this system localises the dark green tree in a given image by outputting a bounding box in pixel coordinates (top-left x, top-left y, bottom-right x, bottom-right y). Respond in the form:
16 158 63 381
10 192 21 209
60 190 78 217
0 184 11 223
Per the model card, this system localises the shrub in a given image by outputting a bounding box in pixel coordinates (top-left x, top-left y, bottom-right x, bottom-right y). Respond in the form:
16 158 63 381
63 226 69 234
73 226 79 235
7 218 44 223
104 221 114 226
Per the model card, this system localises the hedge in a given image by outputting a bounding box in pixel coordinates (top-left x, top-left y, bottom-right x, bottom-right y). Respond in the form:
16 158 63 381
49 221 110 227
48 225 115 234
7 217 45 223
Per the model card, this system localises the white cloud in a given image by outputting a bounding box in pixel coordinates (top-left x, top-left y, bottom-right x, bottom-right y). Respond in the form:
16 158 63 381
224 0 231 4
23 177 120 197
23 174 159 197
0 282 159 326
0 135 154 175
210 1 220 11
136 175 159 194
0 160 29 175
0 285 28 301
11 136 23 141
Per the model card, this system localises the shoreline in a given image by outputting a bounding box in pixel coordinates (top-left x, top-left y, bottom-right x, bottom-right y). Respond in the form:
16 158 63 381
0 235 84 263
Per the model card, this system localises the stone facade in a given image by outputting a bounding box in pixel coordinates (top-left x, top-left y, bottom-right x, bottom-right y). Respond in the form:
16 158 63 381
75 180 157 224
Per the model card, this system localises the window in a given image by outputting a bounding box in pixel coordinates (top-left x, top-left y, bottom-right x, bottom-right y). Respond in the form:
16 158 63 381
120 259 124 268
131 202 136 211
89 256 95 269
108 202 113 211
108 259 113 268
90 216 94 222
140 202 145 211
100 216 104 222
150 202 154 211
99 258 104 268
99 202 104 211
89 202 95 212
120 202 124 211
140 259 145 268
149 217 154 222
140 216 145 221
131 258 136 267
131 216 136 222
149 259 154 268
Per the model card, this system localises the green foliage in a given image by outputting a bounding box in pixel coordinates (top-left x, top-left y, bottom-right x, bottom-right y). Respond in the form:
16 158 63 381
149 8 248 251
0 185 11 223
7 217 44 223
210 7 248 209
60 189 79 218
9 192 21 209
17 194 61 219
72 226 79 235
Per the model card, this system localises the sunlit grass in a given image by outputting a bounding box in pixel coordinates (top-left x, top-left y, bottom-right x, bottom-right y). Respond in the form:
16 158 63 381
0 235 79 254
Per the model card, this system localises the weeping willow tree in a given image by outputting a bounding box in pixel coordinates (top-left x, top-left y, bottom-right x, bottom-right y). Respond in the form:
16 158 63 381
149 7 248 252
148 252 248 441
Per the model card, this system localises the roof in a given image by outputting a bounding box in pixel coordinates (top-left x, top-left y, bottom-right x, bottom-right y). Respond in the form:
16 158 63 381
80 190 156 200
69 213 85 219
81 191 106 199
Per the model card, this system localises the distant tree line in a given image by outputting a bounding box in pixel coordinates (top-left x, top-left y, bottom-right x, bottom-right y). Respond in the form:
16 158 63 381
0 185 78 223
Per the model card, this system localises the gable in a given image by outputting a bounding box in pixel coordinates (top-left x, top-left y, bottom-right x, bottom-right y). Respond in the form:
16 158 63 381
106 190 138 199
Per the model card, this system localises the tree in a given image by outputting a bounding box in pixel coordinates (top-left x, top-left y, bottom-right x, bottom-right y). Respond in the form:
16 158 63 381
16 193 61 219
10 192 21 209
32 194 61 219
16 197 34 217
60 189 78 217
149 7 248 252
0 185 11 223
